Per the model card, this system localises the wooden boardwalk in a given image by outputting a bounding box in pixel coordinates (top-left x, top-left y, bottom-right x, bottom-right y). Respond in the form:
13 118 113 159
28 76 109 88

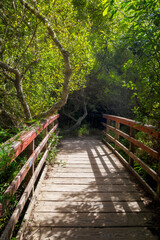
19 137 158 240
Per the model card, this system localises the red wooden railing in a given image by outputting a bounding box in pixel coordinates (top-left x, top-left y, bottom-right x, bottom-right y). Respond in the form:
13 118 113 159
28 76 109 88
102 114 160 200
0 114 59 240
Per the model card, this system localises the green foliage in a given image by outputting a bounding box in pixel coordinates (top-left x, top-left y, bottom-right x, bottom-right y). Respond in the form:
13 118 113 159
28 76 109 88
46 134 61 164
102 0 160 126
77 124 90 136
63 123 101 137
0 141 14 173
0 0 94 122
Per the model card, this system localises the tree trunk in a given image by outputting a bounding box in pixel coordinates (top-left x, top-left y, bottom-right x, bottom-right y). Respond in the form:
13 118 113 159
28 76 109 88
20 0 72 120
0 62 32 120
64 92 88 134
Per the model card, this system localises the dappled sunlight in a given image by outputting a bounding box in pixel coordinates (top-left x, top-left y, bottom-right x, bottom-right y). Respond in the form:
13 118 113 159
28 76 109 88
22 138 156 240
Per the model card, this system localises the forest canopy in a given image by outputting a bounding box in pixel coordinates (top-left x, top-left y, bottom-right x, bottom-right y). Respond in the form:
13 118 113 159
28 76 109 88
0 0 160 134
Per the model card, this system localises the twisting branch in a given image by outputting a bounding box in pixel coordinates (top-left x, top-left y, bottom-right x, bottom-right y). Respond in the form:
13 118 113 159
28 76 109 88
0 108 18 127
0 62 19 78
65 91 88 134
63 111 77 122
21 60 38 78
16 21 39 69
3 71 15 82
20 0 72 119
0 61 32 120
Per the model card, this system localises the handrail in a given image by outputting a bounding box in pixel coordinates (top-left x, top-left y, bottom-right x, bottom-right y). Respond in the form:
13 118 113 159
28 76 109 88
0 114 59 240
103 114 159 138
102 114 160 200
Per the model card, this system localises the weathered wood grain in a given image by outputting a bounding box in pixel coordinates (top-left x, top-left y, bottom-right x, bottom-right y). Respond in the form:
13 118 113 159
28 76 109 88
47 172 130 178
22 227 158 240
28 212 153 227
40 184 136 192
34 201 149 213
44 177 134 185
52 162 124 168
19 138 158 240
37 191 143 202
49 167 125 173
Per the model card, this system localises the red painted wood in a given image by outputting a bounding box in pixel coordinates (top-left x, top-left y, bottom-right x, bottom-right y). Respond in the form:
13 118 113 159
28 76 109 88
103 123 160 161
3 114 59 162
102 114 160 198
104 132 159 182
0 148 48 240
0 115 59 220
4 124 58 197
103 114 159 138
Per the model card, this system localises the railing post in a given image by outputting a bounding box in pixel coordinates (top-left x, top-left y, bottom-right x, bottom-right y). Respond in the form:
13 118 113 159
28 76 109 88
106 118 109 143
43 126 48 152
27 140 35 156
129 127 135 167
27 140 35 195
115 121 120 151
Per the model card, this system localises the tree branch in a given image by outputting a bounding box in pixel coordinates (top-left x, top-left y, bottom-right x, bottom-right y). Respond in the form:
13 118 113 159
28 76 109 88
65 92 88 134
62 111 77 122
16 21 39 69
2 71 15 83
21 60 38 77
0 89 17 97
0 61 32 120
20 0 72 119
0 61 20 78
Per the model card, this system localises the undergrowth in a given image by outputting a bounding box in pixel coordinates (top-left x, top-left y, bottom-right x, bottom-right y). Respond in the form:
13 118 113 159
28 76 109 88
0 128 60 237
103 126 159 193
61 123 102 137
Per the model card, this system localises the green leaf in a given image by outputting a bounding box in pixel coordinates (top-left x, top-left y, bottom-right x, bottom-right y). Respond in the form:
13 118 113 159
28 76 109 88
103 6 109 16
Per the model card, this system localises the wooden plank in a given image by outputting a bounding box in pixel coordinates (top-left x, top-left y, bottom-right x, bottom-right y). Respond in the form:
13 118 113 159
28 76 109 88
129 152 159 182
104 140 159 200
58 160 124 166
105 132 159 182
28 212 153 227
4 124 58 197
22 227 158 240
17 138 157 240
16 164 48 240
34 201 149 213
64 161 125 169
50 167 125 173
40 184 136 192
37 191 143 202
52 162 124 168
43 177 134 185
0 137 56 240
2 114 59 161
47 172 131 178
56 155 120 160
103 114 159 138
105 123 160 160
0 151 45 240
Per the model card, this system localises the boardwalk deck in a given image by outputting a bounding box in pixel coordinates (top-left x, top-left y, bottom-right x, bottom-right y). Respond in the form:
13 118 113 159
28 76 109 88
18 137 158 240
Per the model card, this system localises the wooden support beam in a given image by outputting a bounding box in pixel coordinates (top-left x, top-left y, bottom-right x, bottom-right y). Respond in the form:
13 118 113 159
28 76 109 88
103 114 159 138
129 128 135 167
0 115 59 219
115 122 120 151
102 114 160 200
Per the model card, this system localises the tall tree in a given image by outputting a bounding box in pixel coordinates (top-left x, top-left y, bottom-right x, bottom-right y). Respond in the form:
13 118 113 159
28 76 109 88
0 0 93 126
103 0 160 126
